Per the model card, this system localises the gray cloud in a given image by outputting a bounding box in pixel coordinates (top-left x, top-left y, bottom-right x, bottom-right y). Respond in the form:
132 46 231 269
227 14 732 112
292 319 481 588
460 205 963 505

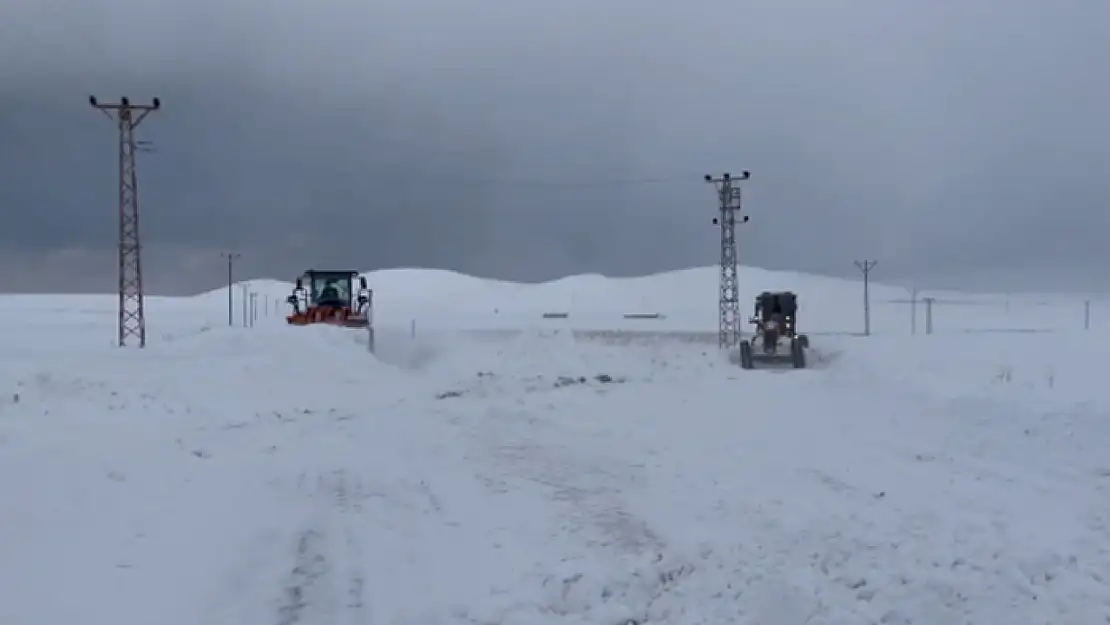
0 0 1107 295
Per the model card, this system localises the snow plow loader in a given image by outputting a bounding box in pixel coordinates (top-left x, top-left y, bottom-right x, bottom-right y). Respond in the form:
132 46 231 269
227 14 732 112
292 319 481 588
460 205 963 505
738 291 809 370
286 269 373 329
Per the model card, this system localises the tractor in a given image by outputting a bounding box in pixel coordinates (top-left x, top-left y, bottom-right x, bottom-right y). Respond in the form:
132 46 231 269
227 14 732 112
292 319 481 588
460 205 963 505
286 269 373 329
738 291 809 369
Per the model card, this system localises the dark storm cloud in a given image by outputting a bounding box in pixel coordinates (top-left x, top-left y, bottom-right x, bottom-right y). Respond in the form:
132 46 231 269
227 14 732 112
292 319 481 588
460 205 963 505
0 0 1107 294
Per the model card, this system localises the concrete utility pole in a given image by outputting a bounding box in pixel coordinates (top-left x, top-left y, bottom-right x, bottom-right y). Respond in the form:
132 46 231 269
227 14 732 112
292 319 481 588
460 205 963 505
854 260 878 336
222 252 241 326
910 286 919 335
89 95 161 347
704 171 751 349
240 284 249 327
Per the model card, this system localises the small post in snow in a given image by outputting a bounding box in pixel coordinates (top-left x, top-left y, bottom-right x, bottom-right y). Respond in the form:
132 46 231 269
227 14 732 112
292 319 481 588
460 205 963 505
1084 299 1091 330
923 297 935 335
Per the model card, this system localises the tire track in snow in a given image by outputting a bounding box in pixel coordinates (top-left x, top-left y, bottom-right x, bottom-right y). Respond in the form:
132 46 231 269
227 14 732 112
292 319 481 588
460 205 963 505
476 412 666 558
276 528 329 625
464 406 698 623
276 469 370 625
343 527 367 619
332 469 369 625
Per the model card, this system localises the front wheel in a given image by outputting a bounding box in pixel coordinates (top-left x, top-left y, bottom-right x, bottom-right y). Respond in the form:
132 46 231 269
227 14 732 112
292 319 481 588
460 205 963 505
739 341 754 369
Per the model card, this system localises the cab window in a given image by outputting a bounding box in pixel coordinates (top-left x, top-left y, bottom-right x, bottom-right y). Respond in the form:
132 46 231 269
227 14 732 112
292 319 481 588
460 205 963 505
310 276 350 304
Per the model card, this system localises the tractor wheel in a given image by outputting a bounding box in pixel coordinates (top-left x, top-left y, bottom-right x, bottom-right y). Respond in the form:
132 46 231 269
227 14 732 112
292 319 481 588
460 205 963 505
739 341 754 370
790 338 807 369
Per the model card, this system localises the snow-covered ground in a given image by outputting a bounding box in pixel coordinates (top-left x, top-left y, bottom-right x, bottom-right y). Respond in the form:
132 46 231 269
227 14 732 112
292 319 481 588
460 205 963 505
1 266 1108 625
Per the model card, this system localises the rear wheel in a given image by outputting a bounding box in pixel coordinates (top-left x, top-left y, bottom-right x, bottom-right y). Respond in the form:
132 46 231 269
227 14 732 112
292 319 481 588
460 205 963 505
790 338 807 369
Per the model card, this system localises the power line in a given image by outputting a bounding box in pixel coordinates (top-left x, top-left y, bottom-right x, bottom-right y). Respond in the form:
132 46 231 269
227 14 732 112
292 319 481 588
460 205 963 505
436 174 691 188
705 171 752 349
281 171 705 189
88 95 161 348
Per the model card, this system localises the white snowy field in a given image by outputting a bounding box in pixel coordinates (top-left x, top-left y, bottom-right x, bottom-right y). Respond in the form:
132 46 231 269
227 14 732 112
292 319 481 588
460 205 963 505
1 266 1108 625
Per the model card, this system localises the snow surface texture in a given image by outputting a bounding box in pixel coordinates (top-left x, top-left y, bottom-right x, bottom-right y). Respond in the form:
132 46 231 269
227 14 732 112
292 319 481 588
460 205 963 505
0 265 1108 625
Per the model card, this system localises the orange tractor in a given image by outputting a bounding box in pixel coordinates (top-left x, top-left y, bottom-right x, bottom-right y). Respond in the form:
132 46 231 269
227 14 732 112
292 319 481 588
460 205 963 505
285 269 373 328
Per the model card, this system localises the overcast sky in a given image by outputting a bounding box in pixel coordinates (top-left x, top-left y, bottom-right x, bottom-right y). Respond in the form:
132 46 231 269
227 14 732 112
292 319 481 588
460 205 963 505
1 0 1107 294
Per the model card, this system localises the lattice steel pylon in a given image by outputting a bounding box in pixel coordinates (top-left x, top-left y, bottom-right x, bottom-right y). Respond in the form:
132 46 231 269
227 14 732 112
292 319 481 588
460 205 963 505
89 96 161 347
704 171 751 349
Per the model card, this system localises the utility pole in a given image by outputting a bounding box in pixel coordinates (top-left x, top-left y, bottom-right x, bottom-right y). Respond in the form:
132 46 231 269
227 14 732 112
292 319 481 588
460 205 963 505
222 252 240 326
854 260 878 336
910 286 918 336
89 95 161 347
704 171 751 349
241 284 249 327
